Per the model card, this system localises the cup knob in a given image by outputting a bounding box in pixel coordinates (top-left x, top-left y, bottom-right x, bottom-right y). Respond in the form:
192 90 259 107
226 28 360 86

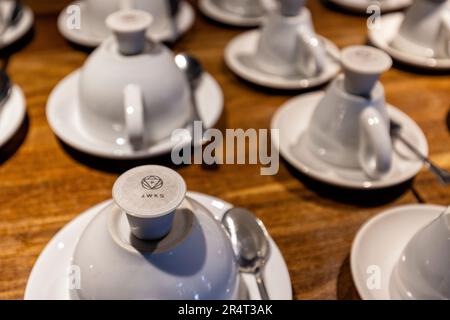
341 45 392 97
113 165 187 240
280 0 306 16
106 10 153 55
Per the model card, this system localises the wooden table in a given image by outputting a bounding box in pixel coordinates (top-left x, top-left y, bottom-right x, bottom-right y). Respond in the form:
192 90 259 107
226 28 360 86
0 0 449 300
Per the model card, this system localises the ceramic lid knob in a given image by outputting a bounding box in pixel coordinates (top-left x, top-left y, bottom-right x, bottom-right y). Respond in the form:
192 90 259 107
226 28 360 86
106 10 152 56
341 45 392 97
113 165 187 240
280 0 306 16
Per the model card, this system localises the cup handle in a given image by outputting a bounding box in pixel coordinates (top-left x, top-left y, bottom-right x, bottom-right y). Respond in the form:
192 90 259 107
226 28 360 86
296 25 326 78
124 84 145 148
358 107 392 180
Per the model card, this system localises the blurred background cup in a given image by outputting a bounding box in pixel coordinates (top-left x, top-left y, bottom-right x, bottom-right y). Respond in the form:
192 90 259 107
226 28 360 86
254 0 326 77
85 0 177 38
392 0 450 58
214 0 267 17
79 10 191 147
390 207 450 300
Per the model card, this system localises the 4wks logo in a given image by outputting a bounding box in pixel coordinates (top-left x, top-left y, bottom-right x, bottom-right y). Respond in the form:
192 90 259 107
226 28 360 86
141 176 163 190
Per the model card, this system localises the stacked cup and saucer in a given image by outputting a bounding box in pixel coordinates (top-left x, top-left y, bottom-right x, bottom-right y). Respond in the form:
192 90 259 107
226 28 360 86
327 0 412 14
369 0 450 70
47 10 224 160
352 204 450 300
25 165 293 300
199 0 276 27
225 0 341 90
58 0 195 47
0 0 34 50
271 45 428 189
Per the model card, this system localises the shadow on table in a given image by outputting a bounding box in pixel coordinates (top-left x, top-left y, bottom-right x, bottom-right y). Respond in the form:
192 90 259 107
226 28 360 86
336 255 361 300
446 108 450 133
0 27 35 68
58 139 188 174
281 159 413 207
223 64 331 97
55 105 229 174
0 114 29 166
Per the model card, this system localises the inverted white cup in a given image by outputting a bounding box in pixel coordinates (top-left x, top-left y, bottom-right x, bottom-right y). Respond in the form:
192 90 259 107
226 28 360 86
85 0 175 38
254 3 326 78
392 0 450 58
305 46 393 179
214 0 267 17
391 207 450 299
79 10 191 149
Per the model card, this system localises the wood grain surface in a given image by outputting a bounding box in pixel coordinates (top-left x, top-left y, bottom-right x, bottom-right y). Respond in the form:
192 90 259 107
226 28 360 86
0 0 449 300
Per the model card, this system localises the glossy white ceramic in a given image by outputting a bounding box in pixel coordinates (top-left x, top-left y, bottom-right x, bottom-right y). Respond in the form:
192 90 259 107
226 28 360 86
0 86 26 148
72 176 240 300
390 207 450 299
225 30 340 90
199 0 273 27
369 13 450 70
46 70 223 159
254 7 327 78
329 0 412 13
351 204 446 300
271 91 428 189
78 11 191 148
391 0 450 59
25 192 293 300
58 1 195 46
305 78 392 179
0 1 33 49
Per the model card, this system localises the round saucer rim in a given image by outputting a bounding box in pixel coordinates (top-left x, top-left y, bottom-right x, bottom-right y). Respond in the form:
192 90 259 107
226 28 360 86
329 0 412 13
368 13 450 70
0 85 26 148
350 204 446 300
46 70 224 160
57 0 195 47
24 192 293 300
224 30 341 90
271 91 428 190
0 4 34 49
199 0 265 27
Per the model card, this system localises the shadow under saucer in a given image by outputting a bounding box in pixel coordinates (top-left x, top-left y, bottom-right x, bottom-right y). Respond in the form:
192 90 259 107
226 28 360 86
282 158 413 207
0 113 29 165
336 255 361 300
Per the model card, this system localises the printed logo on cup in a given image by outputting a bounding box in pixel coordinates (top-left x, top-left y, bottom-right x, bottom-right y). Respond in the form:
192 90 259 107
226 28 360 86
141 176 164 191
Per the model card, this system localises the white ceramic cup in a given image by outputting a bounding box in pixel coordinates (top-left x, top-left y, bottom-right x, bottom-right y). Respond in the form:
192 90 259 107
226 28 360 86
214 0 269 17
85 0 176 38
254 5 326 77
390 207 450 300
305 46 393 179
79 10 191 148
392 0 450 58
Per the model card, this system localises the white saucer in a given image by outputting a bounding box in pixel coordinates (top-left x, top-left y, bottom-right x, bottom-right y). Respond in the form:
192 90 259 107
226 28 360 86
225 30 341 90
0 3 33 49
46 70 224 160
271 91 428 189
329 0 412 13
25 192 293 300
199 0 270 27
57 1 195 47
0 86 26 148
369 13 450 70
351 204 445 300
